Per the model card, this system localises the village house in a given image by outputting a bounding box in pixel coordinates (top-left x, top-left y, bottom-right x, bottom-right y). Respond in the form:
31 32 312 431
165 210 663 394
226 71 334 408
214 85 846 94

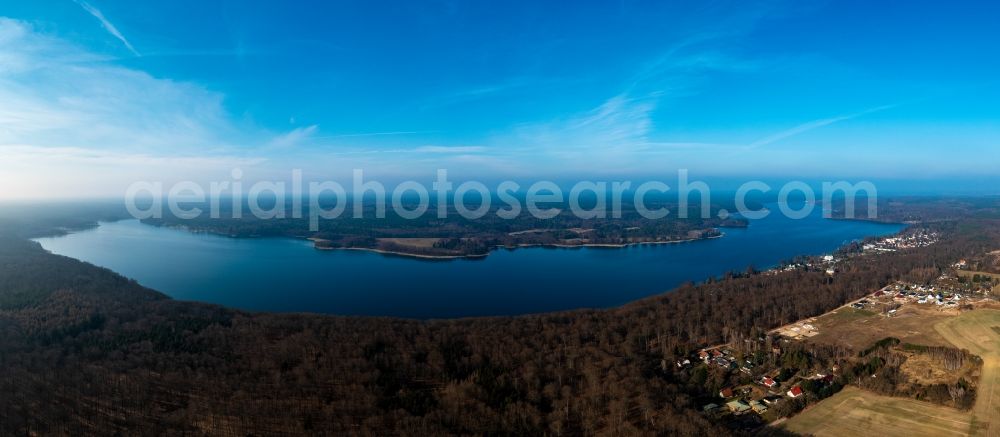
762 395 782 405
786 386 804 398
808 373 834 384
760 377 777 388
726 399 751 415
719 387 734 398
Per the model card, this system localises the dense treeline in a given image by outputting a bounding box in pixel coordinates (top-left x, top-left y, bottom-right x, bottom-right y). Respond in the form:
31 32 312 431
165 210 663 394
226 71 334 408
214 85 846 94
828 195 1000 224
0 235 165 310
0 199 998 435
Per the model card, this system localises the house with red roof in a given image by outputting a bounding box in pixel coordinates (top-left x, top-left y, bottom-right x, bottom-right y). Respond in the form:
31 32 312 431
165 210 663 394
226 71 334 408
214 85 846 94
786 386 803 398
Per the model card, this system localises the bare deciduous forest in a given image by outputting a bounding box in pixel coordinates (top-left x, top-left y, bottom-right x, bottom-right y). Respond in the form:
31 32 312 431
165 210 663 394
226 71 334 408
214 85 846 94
0 198 998 435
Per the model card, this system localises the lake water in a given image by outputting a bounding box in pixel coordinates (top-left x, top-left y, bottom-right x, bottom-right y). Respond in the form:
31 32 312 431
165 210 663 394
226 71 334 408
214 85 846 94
34 206 904 318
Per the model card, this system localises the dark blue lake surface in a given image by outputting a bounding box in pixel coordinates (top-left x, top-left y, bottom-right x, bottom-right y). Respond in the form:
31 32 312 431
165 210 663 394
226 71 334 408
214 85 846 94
34 206 904 318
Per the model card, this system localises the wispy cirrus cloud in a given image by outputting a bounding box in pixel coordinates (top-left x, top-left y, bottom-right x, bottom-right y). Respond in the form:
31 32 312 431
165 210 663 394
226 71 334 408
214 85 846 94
0 18 274 154
73 0 139 56
745 104 897 149
472 4 789 175
508 93 655 157
0 18 292 198
267 125 318 148
268 125 440 149
311 130 440 139
487 51 751 173
0 18 493 197
413 145 486 154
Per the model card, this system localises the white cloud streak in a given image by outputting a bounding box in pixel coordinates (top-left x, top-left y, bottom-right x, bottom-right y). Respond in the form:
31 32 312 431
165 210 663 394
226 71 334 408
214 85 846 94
412 145 486 154
745 104 896 149
73 0 139 56
311 130 440 139
267 125 318 148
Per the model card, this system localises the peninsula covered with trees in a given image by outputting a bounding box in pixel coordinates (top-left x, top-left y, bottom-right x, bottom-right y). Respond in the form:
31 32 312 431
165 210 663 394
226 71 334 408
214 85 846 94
142 198 745 258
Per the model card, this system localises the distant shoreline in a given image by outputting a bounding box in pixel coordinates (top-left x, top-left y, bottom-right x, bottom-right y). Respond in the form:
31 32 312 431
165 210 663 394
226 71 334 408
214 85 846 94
308 232 725 260
825 215 914 226
310 239 489 260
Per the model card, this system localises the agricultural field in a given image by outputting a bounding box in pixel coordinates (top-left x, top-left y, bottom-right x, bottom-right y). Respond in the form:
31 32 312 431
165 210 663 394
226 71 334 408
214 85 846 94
807 305 956 349
377 237 446 248
781 386 977 437
781 309 1000 437
935 309 1000 436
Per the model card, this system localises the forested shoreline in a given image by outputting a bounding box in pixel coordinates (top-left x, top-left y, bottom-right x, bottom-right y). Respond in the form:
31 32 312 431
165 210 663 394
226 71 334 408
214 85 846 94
0 198 998 435
141 200 741 258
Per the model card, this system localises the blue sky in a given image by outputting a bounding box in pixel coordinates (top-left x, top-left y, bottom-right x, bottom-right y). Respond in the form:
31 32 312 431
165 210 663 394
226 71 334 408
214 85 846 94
0 0 998 198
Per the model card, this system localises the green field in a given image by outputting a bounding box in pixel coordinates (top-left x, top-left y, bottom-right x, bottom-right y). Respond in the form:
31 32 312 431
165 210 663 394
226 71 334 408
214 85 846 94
782 309 1000 437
